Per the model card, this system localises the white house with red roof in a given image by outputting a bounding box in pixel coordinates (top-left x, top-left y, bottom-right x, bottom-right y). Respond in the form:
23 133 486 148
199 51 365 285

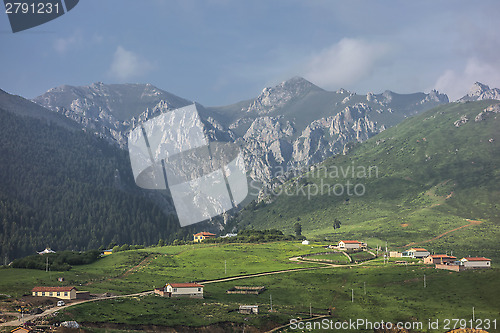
403 248 430 258
337 240 366 250
193 232 216 243
459 257 491 269
155 283 204 298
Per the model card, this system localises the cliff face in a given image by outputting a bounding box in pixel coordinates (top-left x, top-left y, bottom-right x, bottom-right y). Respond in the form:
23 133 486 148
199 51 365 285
33 77 450 191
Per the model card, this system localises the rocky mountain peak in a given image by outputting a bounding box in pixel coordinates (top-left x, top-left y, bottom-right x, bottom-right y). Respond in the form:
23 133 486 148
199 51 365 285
459 82 500 102
245 77 321 115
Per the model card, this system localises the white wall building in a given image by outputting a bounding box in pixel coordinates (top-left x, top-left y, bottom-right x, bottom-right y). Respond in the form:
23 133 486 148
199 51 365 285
404 248 430 258
338 240 366 250
165 283 204 298
460 257 491 269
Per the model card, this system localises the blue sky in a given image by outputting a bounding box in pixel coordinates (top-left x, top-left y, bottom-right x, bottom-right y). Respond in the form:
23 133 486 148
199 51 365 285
1 0 499 105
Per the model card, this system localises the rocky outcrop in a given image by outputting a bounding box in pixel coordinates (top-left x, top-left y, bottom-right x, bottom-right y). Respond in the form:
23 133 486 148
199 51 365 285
475 103 500 122
245 77 322 114
292 103 378 168
459 82 500 102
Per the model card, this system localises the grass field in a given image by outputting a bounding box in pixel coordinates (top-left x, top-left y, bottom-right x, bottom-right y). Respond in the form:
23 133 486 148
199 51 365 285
349 251 376 262
1 241 499 332
0 242 327 297
305 251 350 263
52 260 500 332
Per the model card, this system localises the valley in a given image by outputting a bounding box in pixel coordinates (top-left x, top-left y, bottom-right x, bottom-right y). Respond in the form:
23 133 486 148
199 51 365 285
0 242 498 332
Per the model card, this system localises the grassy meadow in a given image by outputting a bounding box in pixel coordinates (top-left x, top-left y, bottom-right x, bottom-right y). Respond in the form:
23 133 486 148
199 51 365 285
1 242 499 332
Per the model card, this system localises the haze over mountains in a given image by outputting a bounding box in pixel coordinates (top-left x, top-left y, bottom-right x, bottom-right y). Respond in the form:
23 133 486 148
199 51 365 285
0 78 499 259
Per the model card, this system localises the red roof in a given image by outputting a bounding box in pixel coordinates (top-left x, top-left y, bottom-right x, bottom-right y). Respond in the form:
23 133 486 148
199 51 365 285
193 232 215 237
410 248 428 252
32 286 76 292
430 255 456 259
340 240 361 244
463 257 491 261
168 283 204 288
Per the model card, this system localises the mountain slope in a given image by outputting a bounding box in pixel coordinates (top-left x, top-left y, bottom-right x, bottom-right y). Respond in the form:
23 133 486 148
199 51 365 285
32 78 449 188
0 89 81 130
230 100 500 259
33 83 193 146
0 93 193 261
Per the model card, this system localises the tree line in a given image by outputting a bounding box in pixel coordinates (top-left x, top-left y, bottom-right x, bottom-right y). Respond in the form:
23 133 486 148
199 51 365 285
0 108 196 262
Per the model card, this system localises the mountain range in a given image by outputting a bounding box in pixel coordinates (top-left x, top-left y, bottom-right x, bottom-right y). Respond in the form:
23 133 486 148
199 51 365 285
229 99 500 260
32 77 450 188
0 78 499 259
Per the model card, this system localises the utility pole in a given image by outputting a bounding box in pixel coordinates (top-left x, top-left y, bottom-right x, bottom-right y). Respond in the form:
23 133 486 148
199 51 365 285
224 260 227 275
472 307 475 321
310 303 312 318
351 289 354 302
424 274 426 288
46 256 49 272
270 294 272 312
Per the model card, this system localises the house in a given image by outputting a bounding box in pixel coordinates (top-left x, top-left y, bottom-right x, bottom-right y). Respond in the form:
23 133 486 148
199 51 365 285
155 283 204 298
389 251 402 258
37 248 55 255
302 240 310 245
31 286 77 300
239 305 259 314
459 257 491 269
424 254 457 265
102 249 113 255
193 232 216 243
403 248 430 258
338 240 366 250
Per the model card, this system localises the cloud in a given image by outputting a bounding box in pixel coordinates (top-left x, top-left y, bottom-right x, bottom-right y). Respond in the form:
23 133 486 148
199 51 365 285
54 30 83 54
301 38 390 90
108 46 154 82
434 58 500 101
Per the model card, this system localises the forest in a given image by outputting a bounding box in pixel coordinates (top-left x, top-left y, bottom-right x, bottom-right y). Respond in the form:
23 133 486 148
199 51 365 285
0 108 196 262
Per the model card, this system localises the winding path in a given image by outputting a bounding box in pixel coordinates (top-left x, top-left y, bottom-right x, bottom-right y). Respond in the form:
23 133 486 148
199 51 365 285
404 219 482 247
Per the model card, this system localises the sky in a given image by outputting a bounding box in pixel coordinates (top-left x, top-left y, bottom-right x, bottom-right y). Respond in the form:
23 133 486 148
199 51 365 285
1 0 500 106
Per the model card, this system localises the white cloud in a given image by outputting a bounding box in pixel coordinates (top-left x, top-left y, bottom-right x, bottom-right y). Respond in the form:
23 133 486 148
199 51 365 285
108 46 154 82
301 38 390 90
434 58 500 101
54 30 83 54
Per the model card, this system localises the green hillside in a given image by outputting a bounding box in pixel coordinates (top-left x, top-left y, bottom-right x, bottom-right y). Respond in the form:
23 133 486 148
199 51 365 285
0 107 189 261
231 101 500 259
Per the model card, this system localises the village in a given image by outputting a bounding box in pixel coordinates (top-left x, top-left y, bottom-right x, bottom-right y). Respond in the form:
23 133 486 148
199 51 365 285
2 232 492 332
